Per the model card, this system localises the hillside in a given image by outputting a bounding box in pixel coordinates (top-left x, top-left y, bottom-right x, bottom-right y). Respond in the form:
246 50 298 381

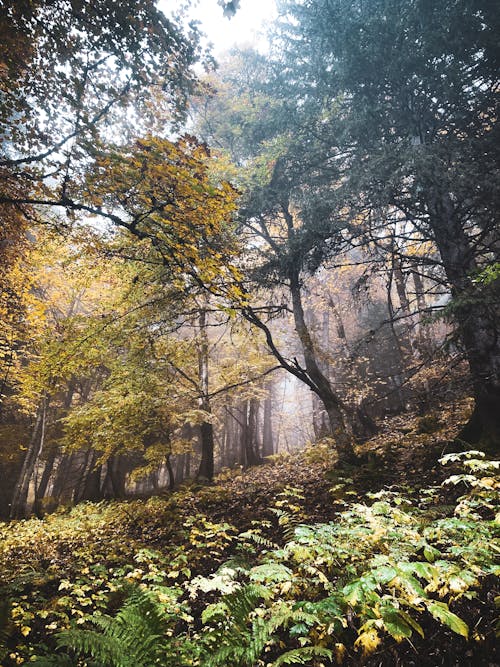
0 403 498 666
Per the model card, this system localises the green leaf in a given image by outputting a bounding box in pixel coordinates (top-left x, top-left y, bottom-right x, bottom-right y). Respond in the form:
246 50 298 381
201 602 228 624
423 545 441 563
410 562 438 582
249 563 294 583
372 565 398 584
380 606 412 641
426 601 469 638
343 576 379 605
397 609 425 638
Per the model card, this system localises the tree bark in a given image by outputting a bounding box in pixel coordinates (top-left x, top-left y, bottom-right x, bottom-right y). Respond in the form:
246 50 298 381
175 453 186 485
165 454 174 491
198 421 214 481
33 382 76 514
283 205 357 464
75 450 102 502
51 451 75 503
412 269 431 353
241 398 262 467
197 308 215 481
102 455 130 499
262 391 274 458
429 191 500 449
10 394 49 519
33 450 57 516
184 452 191 479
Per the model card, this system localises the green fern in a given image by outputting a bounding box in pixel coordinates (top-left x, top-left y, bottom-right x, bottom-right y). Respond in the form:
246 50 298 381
270 508 302 542
201 584 272 666
271 646 333 666
239 528 279 550
223 584 269 627
61 587 167 666
34 585 186 667
264 601 319 636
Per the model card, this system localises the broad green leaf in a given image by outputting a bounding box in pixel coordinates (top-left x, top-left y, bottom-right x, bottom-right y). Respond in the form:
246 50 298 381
249 563 294 583
372 565 398 584
380 606 412 641
397 609 425 638
427 601 469 638
410 562 439 582
423 545 441 563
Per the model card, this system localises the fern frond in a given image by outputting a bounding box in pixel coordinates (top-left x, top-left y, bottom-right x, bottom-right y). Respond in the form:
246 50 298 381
271 646 333 666
54 585 171 667
57 629 126 665
239 529 279 550
203 637 253 667
202 585 272 667
247 616 274 663
270 508 301 541
266 603 319 634
222 584 267 628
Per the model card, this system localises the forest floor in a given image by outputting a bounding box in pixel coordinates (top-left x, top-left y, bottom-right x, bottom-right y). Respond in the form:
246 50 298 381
1 398 498 666
183 401 474 531
175 400 498 666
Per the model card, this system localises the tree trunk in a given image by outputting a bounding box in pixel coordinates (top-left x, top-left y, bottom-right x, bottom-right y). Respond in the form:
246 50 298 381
198 421 214 481
10 394 49 519
412 269 431 353
311 392 329 439
51 451 76 503
393 259 411 316
285 217 356 463
175 453 185 485
33 450 57 516
184 452 191 479
197 308 215 481
429 191 500 449
165 454 174 491
386 240 414 360
225 404 239 466
241 398 262 467
262 391 274 458
33 382 76 514
102 455 129 499
75 450 102 502
35 452 56 500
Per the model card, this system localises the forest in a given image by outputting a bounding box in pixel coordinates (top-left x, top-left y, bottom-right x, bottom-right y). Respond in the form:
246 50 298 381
0 0 498 664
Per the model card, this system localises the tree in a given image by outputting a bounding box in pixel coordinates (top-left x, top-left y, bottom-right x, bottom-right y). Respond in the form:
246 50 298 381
86 135 238 280
195 52 359 463
0 204 29 412
5 229 105 518
269 0 500 447
81 134 241 483
3 130 241 514
0 3 214 485
0 0 203 189
4 225 203 515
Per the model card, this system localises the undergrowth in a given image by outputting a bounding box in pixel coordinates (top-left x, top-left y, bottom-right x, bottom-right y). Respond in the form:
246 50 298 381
0 450 498 666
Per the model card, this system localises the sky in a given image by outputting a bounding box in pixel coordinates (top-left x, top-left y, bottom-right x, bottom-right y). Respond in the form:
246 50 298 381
189 0 277 56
